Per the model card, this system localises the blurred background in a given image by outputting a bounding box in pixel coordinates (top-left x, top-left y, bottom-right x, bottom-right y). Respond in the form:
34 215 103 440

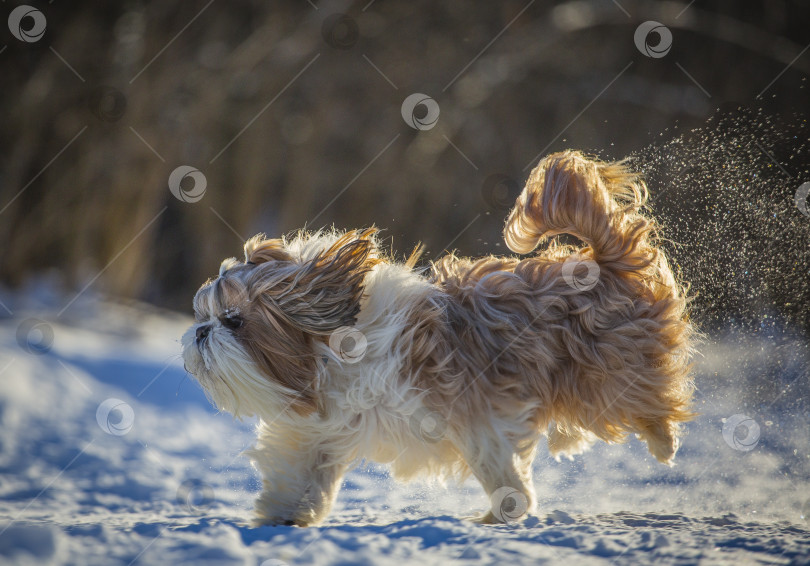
1 0 809 335
2 4 810 562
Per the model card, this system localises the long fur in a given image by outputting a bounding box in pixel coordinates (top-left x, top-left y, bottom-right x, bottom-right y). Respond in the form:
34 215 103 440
181 150 695 526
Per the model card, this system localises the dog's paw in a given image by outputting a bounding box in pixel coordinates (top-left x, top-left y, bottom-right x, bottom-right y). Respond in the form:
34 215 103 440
251 514 309 528
252 518 308 527
471 511 499 524
251 517 284 527
253 491 319 527
469 510 532 525
252 506 323 528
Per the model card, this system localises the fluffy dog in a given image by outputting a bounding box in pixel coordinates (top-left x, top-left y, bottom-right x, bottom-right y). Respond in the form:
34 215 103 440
181 150 695 526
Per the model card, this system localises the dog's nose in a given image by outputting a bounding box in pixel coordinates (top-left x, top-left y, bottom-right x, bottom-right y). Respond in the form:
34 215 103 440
195 324 211 343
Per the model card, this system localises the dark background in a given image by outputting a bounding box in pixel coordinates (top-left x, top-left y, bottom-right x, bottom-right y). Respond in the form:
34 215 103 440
1 0 809 335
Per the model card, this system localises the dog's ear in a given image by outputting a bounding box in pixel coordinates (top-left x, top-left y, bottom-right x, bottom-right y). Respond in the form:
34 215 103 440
282 228 380 334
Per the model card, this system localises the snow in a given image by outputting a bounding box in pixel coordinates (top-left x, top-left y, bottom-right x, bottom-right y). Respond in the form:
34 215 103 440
1 296 808 565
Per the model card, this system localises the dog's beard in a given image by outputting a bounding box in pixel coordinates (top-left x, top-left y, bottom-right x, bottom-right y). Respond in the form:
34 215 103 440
174 152 696 527
181 324 293 419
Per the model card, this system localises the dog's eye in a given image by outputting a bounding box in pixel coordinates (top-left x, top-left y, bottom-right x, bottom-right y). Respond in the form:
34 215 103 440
220 314 243 330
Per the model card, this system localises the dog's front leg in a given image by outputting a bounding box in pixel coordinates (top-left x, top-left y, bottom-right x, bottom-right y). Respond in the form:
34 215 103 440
247 422 349 527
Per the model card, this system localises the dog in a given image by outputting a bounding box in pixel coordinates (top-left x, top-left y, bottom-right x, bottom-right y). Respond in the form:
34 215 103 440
181 150 695 526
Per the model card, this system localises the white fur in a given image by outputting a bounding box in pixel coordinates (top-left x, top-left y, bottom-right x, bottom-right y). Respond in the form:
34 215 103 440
183 232 482 525
182 150 695 527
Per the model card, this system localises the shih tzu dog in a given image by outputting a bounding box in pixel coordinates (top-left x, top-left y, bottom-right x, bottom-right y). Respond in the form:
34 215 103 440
181 151 695 526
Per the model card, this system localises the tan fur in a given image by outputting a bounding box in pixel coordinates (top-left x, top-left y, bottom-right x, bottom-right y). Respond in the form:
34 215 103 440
181 150 695 526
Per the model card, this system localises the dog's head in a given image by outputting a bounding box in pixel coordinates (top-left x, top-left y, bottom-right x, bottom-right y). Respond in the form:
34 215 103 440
181 229 379 419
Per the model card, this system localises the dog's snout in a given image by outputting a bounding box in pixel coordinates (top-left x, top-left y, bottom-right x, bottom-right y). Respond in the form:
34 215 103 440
196 324 212 343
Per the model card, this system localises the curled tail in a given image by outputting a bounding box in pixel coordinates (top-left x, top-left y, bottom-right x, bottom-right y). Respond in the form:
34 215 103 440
504 151 656 272
507 151 695 464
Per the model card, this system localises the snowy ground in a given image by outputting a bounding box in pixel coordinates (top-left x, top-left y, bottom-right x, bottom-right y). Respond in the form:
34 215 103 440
1 292 809 565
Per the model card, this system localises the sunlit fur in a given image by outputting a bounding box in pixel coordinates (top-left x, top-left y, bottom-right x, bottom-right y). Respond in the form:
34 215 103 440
181 150 695 526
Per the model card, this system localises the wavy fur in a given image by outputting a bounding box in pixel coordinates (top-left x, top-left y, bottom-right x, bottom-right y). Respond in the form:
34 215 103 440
181 150 695 526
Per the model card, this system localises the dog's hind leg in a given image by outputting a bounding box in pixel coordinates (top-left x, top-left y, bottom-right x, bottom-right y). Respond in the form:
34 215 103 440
635 418 680 464
457 425 538 524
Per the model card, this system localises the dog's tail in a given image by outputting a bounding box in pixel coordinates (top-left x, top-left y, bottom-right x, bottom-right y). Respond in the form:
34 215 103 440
504 151 655 271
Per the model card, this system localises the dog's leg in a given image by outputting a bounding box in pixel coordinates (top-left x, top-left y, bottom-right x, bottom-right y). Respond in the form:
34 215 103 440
636 418 680 464
457 426 538 524
247 423 351 526
474 458 537 525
